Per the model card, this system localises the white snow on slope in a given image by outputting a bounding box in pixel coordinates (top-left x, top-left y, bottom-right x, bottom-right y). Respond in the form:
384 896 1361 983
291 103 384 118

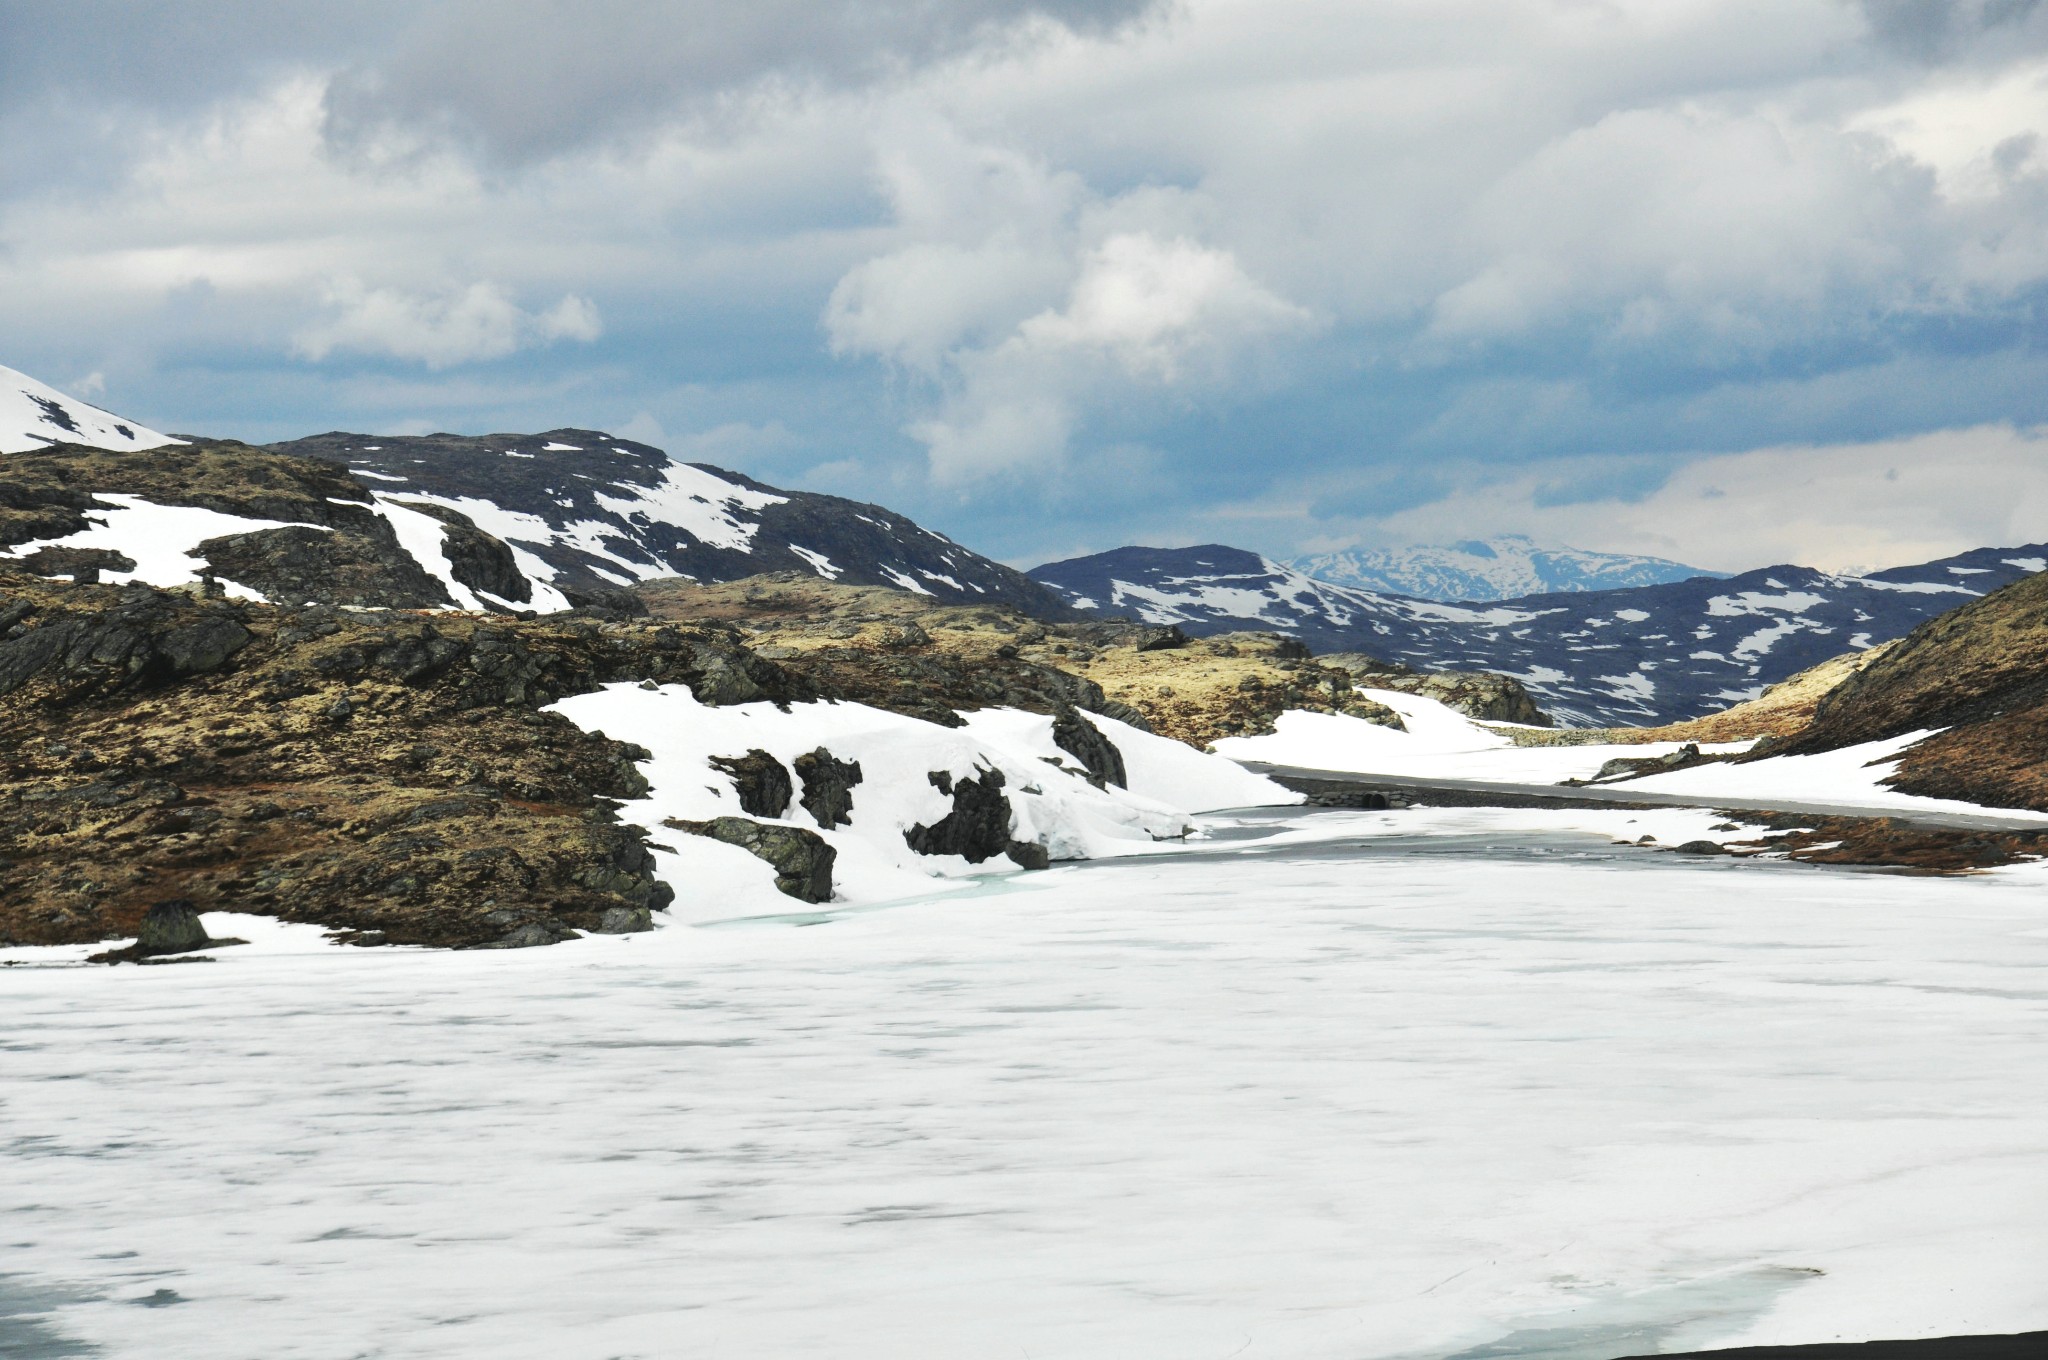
1215 689 1742 784
593 462 786 553
5 818 2047 1357
0 363 182 455
545 686 1295 922
0 493 326 596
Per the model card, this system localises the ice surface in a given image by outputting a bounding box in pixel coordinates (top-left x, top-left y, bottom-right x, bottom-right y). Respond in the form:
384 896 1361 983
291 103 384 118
4 811 2046 1358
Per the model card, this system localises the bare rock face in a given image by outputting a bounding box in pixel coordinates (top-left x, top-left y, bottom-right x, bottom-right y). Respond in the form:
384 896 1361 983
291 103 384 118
669 816 835 903
1317 655 1552 727
1133 624 1188 652
794 747 862 828
709 749 793 819
1052 707 1126 788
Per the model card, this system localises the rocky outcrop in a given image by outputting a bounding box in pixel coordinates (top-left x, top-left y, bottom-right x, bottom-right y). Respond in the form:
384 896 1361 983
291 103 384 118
794 747 862 828
1317 654 1552 726
0 572 811 950
709 749 794 818
669 815 835 902
400 502 532 604
904 767 1046 869
1768 569 2048 811
1052 707 1126 788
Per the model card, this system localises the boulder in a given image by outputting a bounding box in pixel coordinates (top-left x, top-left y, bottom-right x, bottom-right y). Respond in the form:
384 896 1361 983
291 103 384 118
709 749 793 818
794 747 863 828
137 900 210 953
1133 624 1188 652
669 815 835 903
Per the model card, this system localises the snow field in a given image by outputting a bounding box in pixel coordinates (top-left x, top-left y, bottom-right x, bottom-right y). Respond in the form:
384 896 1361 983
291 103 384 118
0 493 326 599
0 363 181 454
544 685 1297 921
4 822 2046 1358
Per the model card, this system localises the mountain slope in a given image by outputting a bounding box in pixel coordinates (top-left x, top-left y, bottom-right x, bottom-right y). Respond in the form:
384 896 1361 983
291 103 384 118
1291 535 1717 601
2 364 181 455
1773 568 2048 811
1030 542 2048 727
268 430 1069 615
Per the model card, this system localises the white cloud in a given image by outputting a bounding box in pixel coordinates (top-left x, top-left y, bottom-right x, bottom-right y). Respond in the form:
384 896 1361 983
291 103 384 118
1364 425 2048 573
293 280 600 368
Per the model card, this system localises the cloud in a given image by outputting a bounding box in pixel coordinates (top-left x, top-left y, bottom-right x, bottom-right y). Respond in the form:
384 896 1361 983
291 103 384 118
1360 424 2048 573
294 280 601 368
320 0 1162 165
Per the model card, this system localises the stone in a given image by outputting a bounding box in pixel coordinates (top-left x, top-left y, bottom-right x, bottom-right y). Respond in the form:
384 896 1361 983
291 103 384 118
1672 839 1731 856
709 749 793 818
669 816 836 903
876 622 931 649
794 747 863 828
136 900 209 953
1133 625 1188 652
595 905 654 933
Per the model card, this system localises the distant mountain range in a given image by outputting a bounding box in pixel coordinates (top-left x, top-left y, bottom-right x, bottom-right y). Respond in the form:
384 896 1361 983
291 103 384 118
1028 543 2048 726
1290 535 1717 601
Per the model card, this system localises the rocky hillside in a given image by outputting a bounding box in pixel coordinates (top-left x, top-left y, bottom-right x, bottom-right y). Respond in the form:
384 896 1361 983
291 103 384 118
1030 542 2048 727
635 573 1550 746
1770 568 2048 812
269 430 1070 615
1291 534 1716 601
1 363 180 455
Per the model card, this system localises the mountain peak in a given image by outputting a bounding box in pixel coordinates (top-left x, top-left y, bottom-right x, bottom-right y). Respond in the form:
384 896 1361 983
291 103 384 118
0 364 181 456
1290 536 1717 602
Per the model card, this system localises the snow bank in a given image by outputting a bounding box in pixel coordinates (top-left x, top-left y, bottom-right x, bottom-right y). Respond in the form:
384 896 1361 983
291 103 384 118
545 686 1296 921
0 493 326 598
1613 729 2048 822
1215 689 1742 784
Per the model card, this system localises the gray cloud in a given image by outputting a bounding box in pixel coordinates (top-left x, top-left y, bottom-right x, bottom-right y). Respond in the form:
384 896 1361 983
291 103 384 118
1858 0 2048 60
321 0 1162 164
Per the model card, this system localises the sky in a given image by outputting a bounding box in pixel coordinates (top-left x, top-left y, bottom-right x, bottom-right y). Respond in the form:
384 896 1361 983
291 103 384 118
6 0 2048 574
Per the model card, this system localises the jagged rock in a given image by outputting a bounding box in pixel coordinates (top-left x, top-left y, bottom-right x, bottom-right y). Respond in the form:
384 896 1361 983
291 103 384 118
709 749 793 818
1004 839 1051 870
0 588 253 701
668 815 835 902
198 525 451 609
1052 707 1126 788
794 747 862 828
905 767 1016 864
1319 655 1552 727
1133 624 1187 652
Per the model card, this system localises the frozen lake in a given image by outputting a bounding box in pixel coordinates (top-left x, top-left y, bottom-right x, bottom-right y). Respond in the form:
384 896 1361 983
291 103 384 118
5 807 2047 1358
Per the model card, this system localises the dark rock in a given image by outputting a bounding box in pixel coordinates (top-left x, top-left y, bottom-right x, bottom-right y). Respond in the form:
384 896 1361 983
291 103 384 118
1052 706 1126 787
905 766 1015 864
668 815 835 902
709 749 793 818
1133 625 1188 652
15 546 135 584
596 905 654 933
1672 839 1731 856
198 525 451 609
1585 743 1708 784
877 621 931 649
1004 839 1050 870
137 900 209 952
794 747 863 828
481 919 579 949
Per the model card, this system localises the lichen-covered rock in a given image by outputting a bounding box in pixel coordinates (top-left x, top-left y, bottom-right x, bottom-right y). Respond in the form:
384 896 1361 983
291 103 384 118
397 502 532 603
793 747 862 828
669 815 835 903
709 749 793 819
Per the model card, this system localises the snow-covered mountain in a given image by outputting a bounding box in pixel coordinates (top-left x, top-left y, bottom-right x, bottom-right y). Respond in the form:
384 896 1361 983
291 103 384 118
1029 543 2048 726
1 364 181 455
266 431 1068 613
1291 535 1717 601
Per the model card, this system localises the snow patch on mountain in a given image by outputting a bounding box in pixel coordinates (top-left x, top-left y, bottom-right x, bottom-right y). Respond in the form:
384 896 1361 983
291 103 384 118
1291 535 1717 602
0 493 324 599
1 364 181 455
